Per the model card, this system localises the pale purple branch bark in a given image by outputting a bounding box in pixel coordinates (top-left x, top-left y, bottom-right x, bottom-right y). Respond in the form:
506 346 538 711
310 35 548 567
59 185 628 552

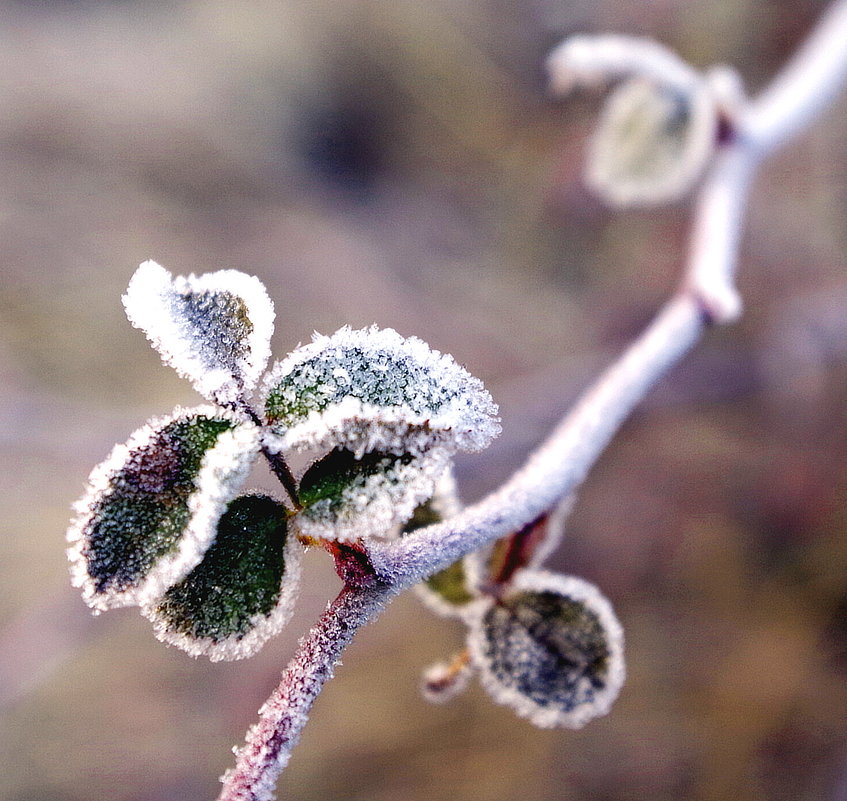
218 584 391 801
216 3 847 798
742 0 847 157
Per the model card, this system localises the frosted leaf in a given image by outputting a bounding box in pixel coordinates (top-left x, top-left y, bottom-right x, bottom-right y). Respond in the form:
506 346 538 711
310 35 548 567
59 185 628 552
468 570 625 729
67 406 260 611
586 77 717 207
123 261 275 405
421 651 473 705
261 326 500 460
292 447 450 542
405 470 479 617
144 494 302 661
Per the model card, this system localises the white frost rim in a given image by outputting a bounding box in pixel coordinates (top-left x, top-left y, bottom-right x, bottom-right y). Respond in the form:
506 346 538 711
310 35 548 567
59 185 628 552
291 450 451 543
259 325 500 457
586 77 718 207
467 569 626 730
66 404 260 612
142 525 304 662
123 260 276 404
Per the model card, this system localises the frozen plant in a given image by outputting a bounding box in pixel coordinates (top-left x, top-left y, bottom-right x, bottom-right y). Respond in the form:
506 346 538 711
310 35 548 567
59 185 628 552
65 1 847 798
68 259 622 718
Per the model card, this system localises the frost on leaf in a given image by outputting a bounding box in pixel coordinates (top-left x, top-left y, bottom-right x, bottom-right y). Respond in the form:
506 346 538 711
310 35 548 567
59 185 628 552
293 447 449 542
144 494 302 661
67 406 260 611
586 77 717 207
123 260 275 406
404 470 479 617
468 570 625 729
261 326 500 459
546 34 699 95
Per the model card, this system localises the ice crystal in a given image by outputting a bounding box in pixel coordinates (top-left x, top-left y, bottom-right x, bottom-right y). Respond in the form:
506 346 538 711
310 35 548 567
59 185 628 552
468 570 625 729
67 406 260 611
123 261 275 406
261 326 500 459
144 494 302 661
293 447 450 542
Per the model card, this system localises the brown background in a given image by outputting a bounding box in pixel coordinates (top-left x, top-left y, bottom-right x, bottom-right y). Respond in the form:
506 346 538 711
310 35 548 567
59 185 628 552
1 1 846 800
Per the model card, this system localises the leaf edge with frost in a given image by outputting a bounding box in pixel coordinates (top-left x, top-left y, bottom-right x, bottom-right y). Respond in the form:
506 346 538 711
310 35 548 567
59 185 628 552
467 569 626 729
143 494 304 662
123 260 276 405
260 325 501 460
66 405 261 612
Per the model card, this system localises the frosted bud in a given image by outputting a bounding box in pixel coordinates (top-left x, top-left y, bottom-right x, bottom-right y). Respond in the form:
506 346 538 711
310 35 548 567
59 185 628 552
586 77 717 207
123 261 275 406
67 406 260 611
420 651 473 704
468 570 625 729
260 326 500 460
144 494 302 661
292 447 450 542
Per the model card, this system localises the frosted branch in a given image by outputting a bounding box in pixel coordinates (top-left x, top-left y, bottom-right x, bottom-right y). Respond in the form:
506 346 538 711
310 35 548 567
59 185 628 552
216 3 847 798
218 584 391 801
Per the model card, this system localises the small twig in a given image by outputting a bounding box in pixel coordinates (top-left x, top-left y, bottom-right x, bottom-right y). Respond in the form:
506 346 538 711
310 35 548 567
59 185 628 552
239 402 302 510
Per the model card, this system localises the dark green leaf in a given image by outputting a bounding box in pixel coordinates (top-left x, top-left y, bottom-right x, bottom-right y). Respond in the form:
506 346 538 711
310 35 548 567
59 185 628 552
146 494 301 661
469 571 625 729
67 406 259 610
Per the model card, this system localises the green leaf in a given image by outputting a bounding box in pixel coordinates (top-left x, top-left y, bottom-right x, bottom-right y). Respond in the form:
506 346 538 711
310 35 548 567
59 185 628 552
293 447 447 542
67 406 260 611
144 494 302 661
587 77 716 206
123 261 275 405
468 570 625 729
261 326 500 460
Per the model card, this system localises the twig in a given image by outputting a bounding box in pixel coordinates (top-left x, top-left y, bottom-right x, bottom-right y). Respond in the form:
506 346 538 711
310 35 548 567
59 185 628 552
218 585 391 801
216 2 847 798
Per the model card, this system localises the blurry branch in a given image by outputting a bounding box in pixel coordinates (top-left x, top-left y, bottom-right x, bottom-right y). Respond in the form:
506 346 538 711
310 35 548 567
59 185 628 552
217 2 847 799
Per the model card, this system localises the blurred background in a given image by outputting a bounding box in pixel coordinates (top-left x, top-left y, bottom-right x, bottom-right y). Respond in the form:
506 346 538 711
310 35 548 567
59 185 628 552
1 1 846 799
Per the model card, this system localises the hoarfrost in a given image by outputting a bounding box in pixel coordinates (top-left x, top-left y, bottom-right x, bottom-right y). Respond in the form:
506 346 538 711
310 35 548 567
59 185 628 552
292 447 451 542
405 470 481 618
123 261 275 406
261 326 500 460
144 494 303 661
420 654 473 704
547 34 700 95
586 77 717 207
467 570 625 729
67 405 260 611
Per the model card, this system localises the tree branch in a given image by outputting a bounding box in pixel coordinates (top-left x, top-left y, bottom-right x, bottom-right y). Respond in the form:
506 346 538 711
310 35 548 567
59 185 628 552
215 2 847 798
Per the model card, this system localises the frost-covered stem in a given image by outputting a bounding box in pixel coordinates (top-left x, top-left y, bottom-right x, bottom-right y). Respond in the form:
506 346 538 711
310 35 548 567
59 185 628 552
742 0 847 157
217 584 390 801
242 405 301 509
217 4 847 798
371 294 707 586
